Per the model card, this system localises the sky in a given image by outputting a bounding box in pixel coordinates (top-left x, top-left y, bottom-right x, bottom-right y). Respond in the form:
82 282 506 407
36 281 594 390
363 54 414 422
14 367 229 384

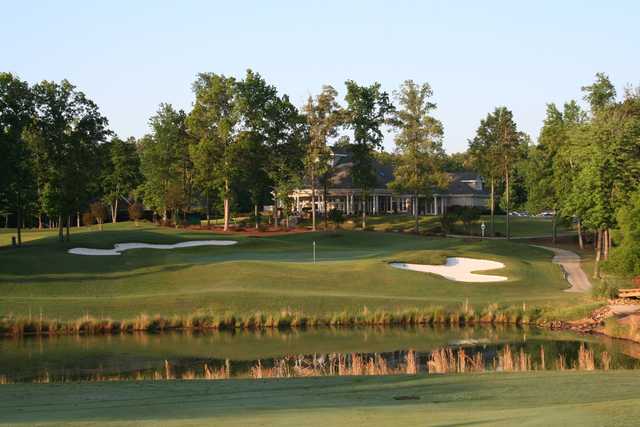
2 1 639 153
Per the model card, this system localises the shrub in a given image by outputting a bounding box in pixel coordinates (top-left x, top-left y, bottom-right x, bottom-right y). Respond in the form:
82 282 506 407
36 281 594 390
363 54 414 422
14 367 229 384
89 201 107 231
607 191 640 276
82 212 94 226
328 209 345 229
591 279 619 300
439 211 458 234
128 202 144 226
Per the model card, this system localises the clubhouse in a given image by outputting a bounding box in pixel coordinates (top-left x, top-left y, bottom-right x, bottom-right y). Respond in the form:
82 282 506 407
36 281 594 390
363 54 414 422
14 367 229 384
289 148 490 216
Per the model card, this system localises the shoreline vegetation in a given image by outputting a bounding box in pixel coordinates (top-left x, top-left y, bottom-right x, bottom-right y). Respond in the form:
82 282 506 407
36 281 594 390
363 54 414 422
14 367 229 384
0 344 614 385
0 303 601 338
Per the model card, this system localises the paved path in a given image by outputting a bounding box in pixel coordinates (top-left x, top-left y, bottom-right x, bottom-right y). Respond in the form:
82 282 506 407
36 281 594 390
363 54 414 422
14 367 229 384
530 245 592 293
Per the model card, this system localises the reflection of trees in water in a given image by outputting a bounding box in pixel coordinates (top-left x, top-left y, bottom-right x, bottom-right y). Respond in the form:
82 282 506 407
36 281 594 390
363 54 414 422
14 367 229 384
3 340 636 383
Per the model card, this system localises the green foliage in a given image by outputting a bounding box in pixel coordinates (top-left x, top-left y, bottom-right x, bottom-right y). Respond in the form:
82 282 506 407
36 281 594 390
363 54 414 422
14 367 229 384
328 208 344 228
26 79 109 239
127 202 144 222
591 279 619 300
139 103 189 222
388 80 447 232
608 191 640 276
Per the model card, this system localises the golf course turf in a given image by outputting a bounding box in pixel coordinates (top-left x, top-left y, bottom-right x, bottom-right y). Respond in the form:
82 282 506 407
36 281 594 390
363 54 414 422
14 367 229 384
1 371 638 426
0 222 586 321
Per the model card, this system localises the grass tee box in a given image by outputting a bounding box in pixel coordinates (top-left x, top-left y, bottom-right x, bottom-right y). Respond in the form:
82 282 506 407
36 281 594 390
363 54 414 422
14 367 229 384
0 223 585 321
1 371 639 426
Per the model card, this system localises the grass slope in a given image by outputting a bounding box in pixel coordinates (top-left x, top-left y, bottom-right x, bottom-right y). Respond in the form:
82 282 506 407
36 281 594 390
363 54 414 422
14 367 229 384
1 371 638 426
0 223 585 320
324 214 570 236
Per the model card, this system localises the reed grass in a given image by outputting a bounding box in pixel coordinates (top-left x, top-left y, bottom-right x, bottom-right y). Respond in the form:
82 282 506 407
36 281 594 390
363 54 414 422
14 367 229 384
0 303 555 337
1 344 624 385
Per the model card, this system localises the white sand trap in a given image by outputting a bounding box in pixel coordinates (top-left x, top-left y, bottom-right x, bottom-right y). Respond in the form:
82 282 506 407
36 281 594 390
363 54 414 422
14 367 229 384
68 240 238 256
390 257 508 283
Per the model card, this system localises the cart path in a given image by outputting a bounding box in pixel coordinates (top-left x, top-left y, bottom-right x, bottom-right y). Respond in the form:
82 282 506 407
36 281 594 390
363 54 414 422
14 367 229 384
530 245 592 293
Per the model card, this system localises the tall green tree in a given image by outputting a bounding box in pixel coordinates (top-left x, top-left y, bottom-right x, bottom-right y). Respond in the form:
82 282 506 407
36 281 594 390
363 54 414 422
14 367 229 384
187 73 239 230
0 73 35 245
139 103 188 224
344 80 394 229
388 80 447 233
101 137 142 223
303 85 341 231
469 107 528 239
27 79 109 241
525 101 586 244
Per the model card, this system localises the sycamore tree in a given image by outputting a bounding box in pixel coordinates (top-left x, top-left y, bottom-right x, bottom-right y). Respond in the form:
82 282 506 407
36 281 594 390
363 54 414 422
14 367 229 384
303 85 341 231
26 79 109 241
187 73 239 229
344 80 394 229
469 107 527 239
0 73 35 245
388 80 447 233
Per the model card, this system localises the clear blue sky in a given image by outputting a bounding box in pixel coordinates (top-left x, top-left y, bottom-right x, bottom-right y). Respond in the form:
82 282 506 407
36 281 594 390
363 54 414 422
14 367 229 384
3 1 639 153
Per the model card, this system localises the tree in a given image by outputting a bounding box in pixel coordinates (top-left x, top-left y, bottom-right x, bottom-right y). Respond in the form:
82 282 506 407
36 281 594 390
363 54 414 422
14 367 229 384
344 80 394 229
566 77 640 277
27 79 109 241
388 80 448 233
128 202 144 226
608 191 640 277
303 85 341 231
90 201 107 231
581 72 616 112
469 107 528 239
102 137 141 223
328 208 344 230
139 104 188 225
235 70 305 229
0 73 35 245
187 73 239 230
524 101 586 244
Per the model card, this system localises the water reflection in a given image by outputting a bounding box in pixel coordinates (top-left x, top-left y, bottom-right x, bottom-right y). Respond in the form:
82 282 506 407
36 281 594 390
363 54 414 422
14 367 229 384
1 325 639 383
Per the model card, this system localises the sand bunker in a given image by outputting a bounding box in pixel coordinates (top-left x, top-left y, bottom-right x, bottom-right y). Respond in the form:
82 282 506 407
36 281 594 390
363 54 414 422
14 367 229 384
390 257 507 283
68 240 238 256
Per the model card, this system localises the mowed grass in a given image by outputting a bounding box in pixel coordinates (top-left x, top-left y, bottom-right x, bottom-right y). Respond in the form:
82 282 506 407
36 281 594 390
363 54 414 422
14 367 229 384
1 371 639 426
334 214 571 237
0 222 585 320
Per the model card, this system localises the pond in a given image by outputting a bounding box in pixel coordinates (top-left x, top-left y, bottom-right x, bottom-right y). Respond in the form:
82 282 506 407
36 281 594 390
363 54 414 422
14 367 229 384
2 325 640 383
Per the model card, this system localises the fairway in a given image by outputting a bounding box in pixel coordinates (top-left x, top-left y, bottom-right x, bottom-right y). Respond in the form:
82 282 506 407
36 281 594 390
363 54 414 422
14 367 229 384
1 371 639 426
0 223 585 320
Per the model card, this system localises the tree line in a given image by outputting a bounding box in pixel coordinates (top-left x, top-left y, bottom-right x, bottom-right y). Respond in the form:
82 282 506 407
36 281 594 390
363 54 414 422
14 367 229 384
1 71 639 277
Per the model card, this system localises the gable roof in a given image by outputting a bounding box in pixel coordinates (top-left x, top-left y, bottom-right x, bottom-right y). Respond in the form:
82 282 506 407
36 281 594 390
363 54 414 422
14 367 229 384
308 146 488 196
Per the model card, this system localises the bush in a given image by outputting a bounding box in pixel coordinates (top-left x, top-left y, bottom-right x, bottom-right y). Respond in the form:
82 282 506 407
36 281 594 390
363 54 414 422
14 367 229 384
446 206 482 234
89 201 107 230
607 191 640 276
81 212 94 226
328 209 345 229
128 202 143 225
439 211 458 234
592 279 619 300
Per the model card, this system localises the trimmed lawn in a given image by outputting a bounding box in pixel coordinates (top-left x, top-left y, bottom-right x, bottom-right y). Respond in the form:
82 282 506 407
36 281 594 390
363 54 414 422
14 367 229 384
0 222 586 320
1 371 639 426
326 214 571 237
